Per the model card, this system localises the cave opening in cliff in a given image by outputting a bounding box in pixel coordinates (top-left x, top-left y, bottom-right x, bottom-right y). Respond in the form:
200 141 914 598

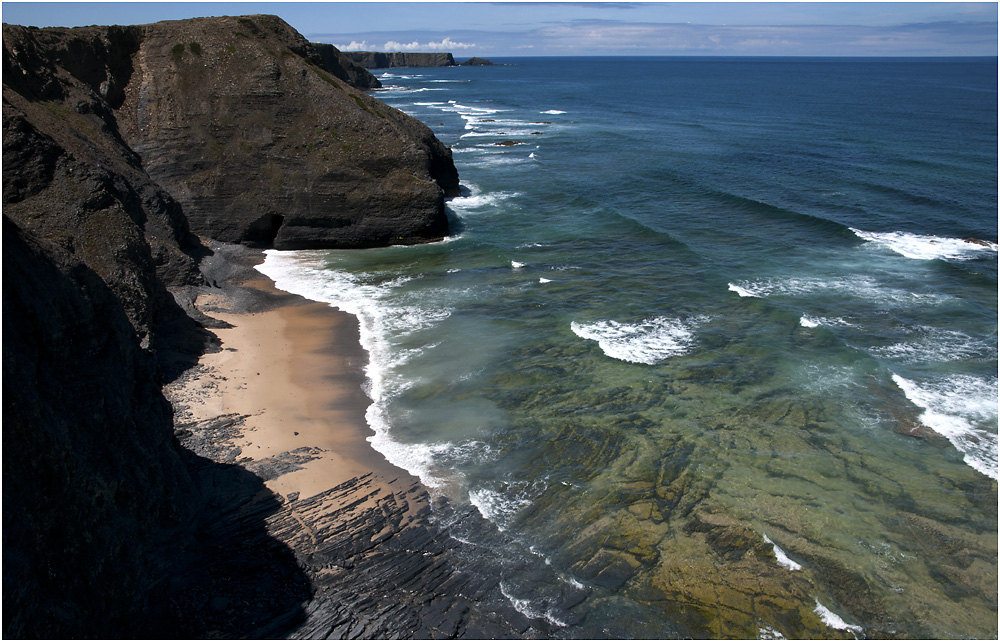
244 213 285 247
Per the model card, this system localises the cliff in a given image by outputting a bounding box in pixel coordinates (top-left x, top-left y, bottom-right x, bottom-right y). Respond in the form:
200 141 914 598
2 13 465 638
343 51 457 68
311 42 383 89
4 15 459 250
3 217 195 636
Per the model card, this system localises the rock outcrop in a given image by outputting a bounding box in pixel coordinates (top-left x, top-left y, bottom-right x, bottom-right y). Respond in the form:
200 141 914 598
4 15 459 250
460 57 495 66
3 216 315 639
3 24 206 342
3 217 194 637
311 42 382 89
343 51 457 69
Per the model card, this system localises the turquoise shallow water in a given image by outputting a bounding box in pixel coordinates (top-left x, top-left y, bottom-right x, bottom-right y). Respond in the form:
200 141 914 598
259 58 998 638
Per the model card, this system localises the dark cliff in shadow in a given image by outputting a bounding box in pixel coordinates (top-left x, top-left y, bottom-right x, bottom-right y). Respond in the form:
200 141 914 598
4 15 459 251
2 13 464 639
3 218 313 638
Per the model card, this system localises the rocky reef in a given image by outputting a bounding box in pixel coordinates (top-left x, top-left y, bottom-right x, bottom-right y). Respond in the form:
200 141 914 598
459 57 495 66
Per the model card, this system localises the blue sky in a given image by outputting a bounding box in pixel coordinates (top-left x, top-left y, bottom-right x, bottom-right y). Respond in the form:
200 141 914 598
2 2 996 56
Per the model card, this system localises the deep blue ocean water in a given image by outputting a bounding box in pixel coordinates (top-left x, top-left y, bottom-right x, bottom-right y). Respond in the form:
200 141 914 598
259 57 998 638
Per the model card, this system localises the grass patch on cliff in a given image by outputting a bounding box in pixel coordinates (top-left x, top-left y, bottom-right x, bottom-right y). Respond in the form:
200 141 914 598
314 69 338 87
237 17 260 34
171 43 185 59
349 93 384 119
40 101 100 140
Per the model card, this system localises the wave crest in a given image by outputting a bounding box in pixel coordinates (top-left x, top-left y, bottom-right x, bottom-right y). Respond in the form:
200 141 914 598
852 228 998 261
571 316 707 364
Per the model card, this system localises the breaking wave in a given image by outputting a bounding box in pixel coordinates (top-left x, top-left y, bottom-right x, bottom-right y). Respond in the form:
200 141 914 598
852 228 998 261
570 316 707 364
892 373 999 480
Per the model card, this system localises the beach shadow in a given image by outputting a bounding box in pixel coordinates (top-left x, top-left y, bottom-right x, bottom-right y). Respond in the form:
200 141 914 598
3 219 310 639
146 446 312 638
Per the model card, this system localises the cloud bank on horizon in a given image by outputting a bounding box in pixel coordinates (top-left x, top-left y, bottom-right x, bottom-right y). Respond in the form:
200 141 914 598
317 19 997 57
1 2 996 57
337 36 477 53
312 1 998 57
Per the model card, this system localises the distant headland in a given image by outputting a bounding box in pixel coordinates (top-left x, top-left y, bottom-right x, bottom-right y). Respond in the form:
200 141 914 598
342 51 495 68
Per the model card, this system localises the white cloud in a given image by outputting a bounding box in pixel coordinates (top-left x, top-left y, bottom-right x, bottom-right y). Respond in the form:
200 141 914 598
430 37 477 51
333 37 476 52
334 40 372 51
382 37 476 52
383 40 422 51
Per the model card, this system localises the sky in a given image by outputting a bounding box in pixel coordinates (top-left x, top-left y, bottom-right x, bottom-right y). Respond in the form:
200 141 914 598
1 2 997 57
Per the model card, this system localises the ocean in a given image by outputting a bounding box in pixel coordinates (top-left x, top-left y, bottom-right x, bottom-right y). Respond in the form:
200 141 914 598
257 57 998 639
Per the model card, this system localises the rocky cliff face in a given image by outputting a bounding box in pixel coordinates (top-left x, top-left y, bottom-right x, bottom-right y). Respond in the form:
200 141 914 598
3 23 206 342
2 217 194 636
2 14 462 638
4 16 459 251
118 15 459 249
311 43 383 89
343 51 457 68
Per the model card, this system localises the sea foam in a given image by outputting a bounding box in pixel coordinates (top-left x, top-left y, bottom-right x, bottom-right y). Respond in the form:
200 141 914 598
256 250 459 487
852 228 998 261
814 600 863 634
892 374 999 480
728 282 758 297
799 316 857 329
468 487 532 531
499 581 568 628
727 276 952 307
446 184 519 215
872 327 995 364
570 316 707 365
762 534 802 571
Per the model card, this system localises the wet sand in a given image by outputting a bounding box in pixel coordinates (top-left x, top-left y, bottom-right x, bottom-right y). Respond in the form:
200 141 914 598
168 276 418 501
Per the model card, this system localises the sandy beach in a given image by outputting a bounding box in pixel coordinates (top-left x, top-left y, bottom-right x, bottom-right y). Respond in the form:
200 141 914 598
155 248 543 638
167 275 419 501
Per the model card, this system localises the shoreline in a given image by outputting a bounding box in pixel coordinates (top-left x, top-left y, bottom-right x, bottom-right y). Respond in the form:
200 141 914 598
162 244 542 638
168 275 419 501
